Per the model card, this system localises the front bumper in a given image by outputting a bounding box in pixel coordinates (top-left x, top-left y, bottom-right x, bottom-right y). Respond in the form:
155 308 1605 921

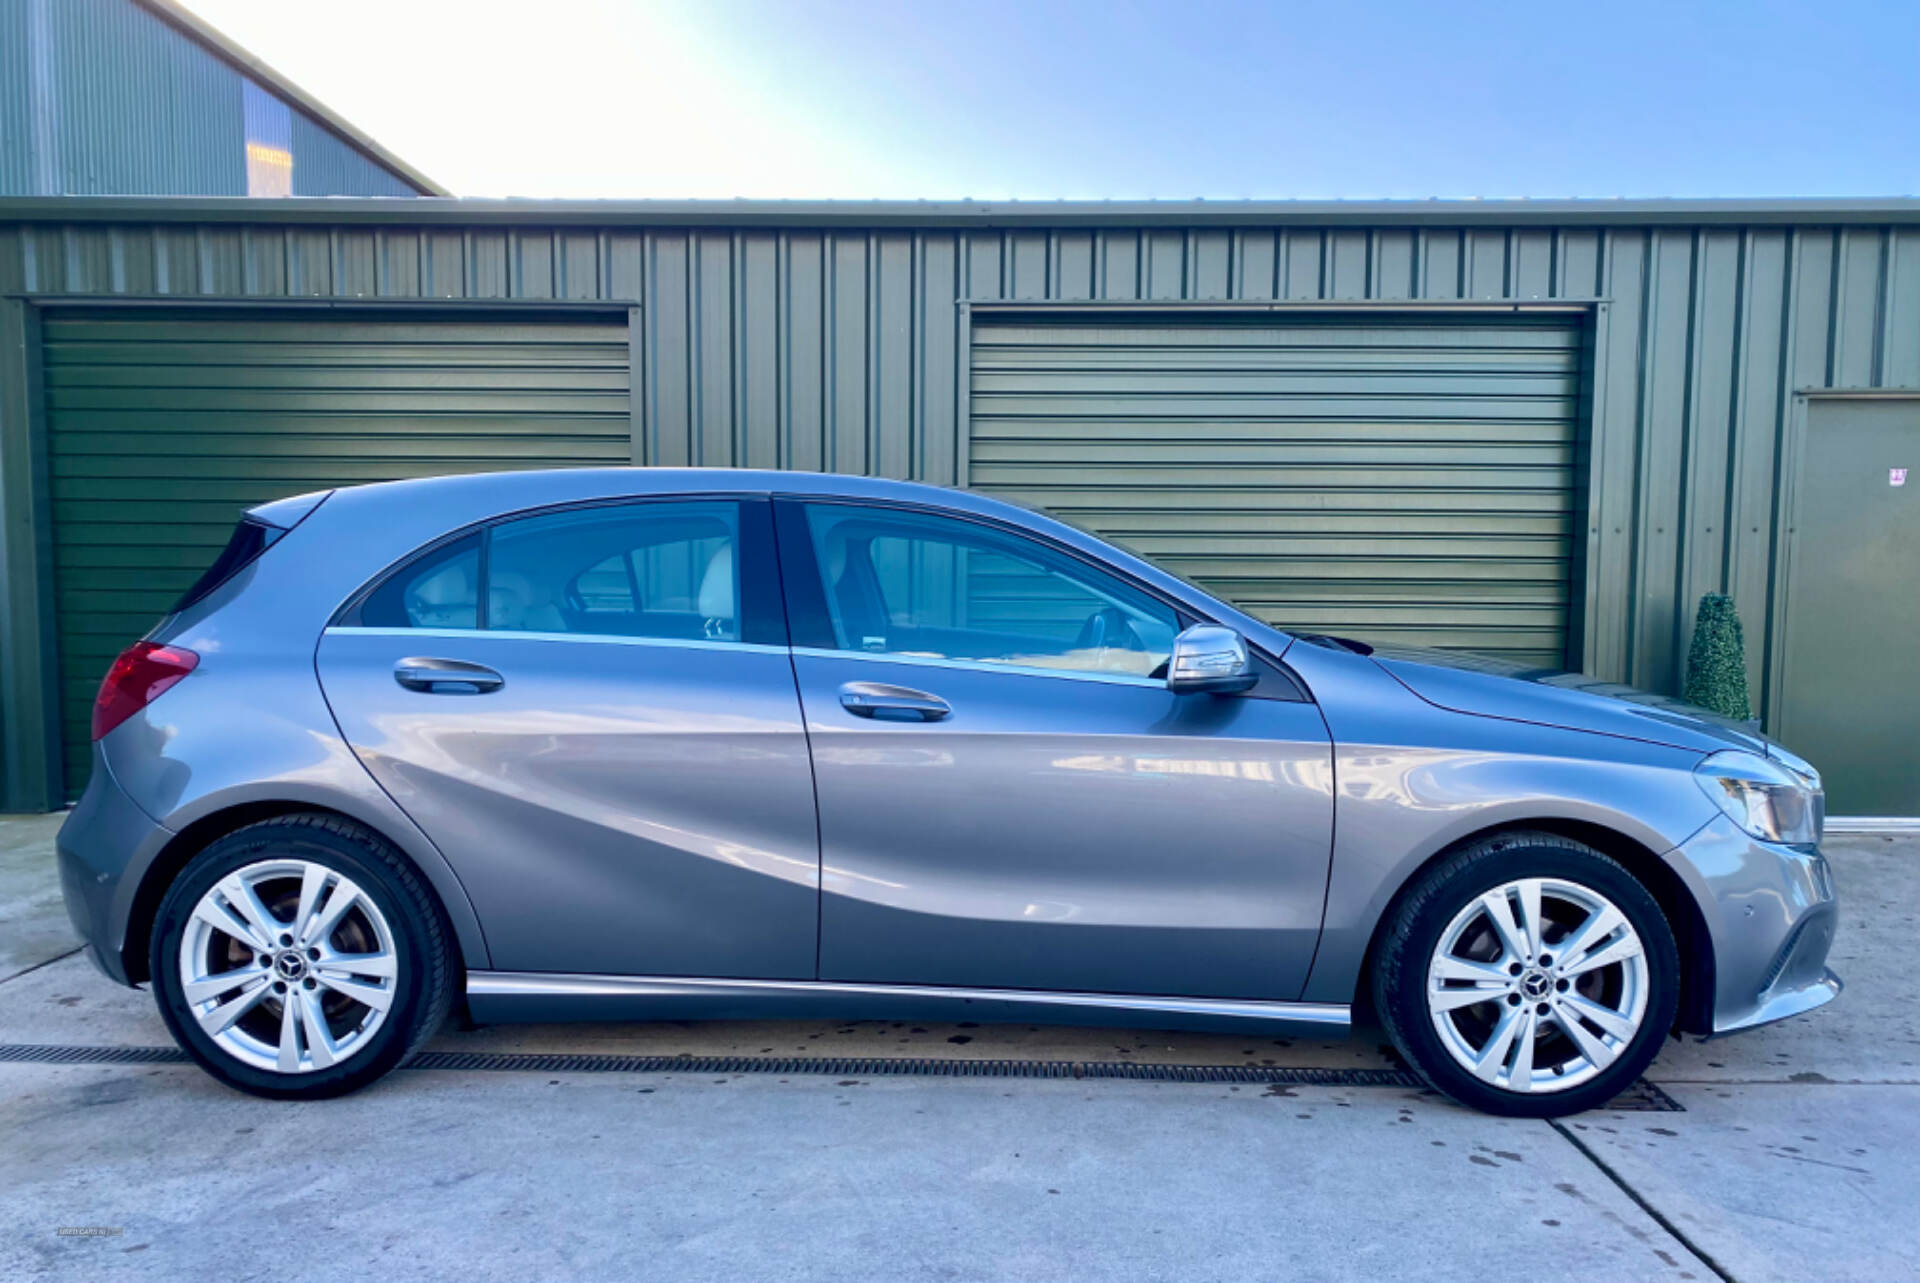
1665 813 1841 1035
56 752 173 986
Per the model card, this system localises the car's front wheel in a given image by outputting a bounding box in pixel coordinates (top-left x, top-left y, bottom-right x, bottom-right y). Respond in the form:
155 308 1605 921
150 814 456 1099
1373 831 1680 1117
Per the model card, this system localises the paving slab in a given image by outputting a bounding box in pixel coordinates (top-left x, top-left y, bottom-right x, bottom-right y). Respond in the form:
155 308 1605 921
1560 1082 1920 1282
0 813 77 982
0 1061 1711 1283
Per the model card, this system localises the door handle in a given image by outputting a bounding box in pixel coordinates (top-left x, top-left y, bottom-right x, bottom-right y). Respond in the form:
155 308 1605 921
838 681 950 721
394 657 505 694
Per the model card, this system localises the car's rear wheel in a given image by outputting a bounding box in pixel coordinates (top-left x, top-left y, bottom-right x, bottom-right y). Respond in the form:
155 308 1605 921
150 814 456 1099
1373 832 1679 1117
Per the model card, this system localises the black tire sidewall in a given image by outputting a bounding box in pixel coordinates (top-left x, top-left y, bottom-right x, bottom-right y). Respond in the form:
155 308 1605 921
1378 841 1681 1118
150 820 437 1100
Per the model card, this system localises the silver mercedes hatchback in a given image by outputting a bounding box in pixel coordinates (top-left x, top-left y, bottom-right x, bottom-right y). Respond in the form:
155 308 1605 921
58 468 1839 1114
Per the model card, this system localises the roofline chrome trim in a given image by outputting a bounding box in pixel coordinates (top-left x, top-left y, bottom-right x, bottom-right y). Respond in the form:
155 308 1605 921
326 626 787 658
465 972 1352 1028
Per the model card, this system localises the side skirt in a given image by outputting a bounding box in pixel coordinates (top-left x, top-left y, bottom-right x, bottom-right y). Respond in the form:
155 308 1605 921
465 972 1352 1035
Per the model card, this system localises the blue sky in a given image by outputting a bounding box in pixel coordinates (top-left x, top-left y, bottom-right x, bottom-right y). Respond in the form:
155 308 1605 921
184 0 1919 200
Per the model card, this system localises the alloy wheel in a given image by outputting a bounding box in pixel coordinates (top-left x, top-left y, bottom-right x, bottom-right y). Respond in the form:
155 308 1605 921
1425 877 1649 1094
177 859 399 1074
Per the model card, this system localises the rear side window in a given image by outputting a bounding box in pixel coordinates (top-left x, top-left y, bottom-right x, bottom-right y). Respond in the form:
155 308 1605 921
357 534 481 629
171 518 284 616
343 499 778 644
486 501 739 641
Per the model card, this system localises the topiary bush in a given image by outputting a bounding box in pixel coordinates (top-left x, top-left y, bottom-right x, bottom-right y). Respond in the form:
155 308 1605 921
1683 592 1751 721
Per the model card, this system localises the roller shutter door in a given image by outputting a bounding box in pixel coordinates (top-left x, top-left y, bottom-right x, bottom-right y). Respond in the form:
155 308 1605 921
44 311 630 794
969 315 1580 667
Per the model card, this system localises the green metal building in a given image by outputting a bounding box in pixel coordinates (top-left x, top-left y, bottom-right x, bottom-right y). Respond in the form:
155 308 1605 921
1 0 443 197
1 197 1915 817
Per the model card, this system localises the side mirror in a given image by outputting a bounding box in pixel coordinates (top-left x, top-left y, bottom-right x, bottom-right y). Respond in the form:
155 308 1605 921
1166 624 1257 695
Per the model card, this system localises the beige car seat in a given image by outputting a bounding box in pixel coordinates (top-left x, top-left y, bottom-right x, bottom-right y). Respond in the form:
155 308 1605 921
488 570 564 633
697 544 735 638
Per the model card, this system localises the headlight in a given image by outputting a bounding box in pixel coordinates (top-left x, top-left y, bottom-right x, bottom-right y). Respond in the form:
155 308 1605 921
1694 750 1823 845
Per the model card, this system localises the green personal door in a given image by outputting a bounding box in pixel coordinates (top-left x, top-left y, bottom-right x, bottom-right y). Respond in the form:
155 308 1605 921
43 310 631 796
1777 398 1920 816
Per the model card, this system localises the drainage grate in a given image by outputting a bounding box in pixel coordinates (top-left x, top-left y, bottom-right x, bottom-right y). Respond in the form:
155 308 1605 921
0 1043 1682 1109
0 1044 187 1066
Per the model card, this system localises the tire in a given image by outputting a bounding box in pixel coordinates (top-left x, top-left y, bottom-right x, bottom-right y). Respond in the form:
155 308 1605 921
1372 831 1680 1118
149 813 457 1100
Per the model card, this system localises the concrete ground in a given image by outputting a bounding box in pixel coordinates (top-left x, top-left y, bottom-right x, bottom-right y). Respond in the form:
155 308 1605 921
1 810 1913 1282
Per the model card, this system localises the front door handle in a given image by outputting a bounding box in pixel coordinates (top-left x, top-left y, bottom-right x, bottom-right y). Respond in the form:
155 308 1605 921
394 657 504 694
838 681 950 721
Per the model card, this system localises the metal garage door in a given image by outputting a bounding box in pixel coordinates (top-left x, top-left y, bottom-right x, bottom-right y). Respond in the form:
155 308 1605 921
969 315 1580 666
44 311 630 794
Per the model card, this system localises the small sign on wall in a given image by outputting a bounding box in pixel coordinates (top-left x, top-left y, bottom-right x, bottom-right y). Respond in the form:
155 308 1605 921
1893 468 1909 487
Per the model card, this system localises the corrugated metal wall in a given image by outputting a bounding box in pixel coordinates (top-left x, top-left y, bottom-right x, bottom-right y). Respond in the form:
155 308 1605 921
0 3 34 196
3 216 1918 721
288 111 421 199
0 0 422 196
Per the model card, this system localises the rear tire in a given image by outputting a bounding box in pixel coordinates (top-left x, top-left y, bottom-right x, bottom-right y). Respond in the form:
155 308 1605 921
150 813 456 1100
1372 831 1679 1118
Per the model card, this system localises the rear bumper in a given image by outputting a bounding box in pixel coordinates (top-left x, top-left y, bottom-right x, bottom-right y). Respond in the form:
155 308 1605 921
55 751 172 986
1664 814 1840 1035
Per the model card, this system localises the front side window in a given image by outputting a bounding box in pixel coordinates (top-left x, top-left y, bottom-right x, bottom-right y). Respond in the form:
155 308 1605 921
802 504 1179 679
351 501 742 643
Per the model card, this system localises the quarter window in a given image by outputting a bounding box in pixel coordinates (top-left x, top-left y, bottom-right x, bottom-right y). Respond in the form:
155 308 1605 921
802 505 1179 679
359 534 481 630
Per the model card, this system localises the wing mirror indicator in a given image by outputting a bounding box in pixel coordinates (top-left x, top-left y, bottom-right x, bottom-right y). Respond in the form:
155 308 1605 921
1166 624 1258 695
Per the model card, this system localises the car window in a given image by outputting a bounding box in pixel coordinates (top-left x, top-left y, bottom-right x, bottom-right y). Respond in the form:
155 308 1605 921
803 504 1179 678
352 501 743 642
487 501 740 641
359 533 481 629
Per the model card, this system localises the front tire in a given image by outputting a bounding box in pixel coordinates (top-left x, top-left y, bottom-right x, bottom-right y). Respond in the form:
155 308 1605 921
150 814 457 1100
1373 832 1679 1118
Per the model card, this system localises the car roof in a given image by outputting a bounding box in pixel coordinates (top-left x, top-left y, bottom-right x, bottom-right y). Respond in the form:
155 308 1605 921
328 466 999 514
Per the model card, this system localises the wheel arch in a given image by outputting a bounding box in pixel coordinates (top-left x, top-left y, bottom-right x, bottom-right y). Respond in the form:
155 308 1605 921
122 799 489 986
1346 818 1716 1036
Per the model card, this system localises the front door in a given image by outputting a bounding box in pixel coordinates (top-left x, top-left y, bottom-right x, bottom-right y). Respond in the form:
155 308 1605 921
1778 398 1920 815
777 499 1335 1001
316 496 821 977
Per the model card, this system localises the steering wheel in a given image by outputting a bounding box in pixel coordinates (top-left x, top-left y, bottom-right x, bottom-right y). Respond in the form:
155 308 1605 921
1073 607 1148 669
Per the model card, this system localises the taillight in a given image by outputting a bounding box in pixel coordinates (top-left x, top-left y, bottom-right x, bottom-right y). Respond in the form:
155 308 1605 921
92 642 199 741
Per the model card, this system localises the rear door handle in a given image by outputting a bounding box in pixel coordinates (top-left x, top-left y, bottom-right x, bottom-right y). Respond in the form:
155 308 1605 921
838 681 950 721
394 657 504 694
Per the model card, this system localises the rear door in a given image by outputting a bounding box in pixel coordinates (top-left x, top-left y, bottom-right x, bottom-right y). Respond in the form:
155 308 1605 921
316 496 820 978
